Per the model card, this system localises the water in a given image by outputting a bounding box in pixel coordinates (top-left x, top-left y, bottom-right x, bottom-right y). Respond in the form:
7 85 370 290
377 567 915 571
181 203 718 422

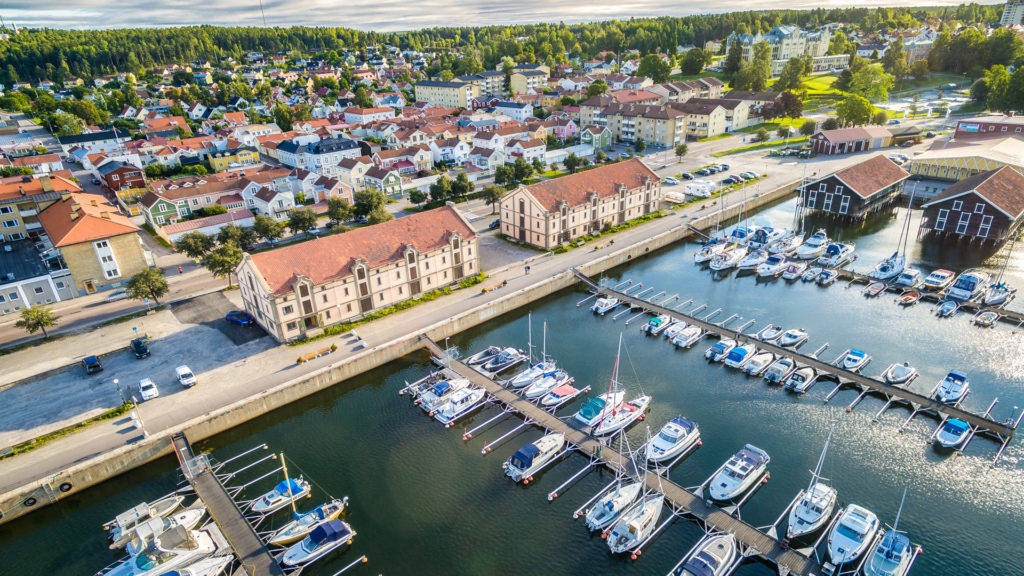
3 198 1023 576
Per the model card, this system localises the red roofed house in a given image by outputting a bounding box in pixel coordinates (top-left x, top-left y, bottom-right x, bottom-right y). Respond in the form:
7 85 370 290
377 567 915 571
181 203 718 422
159 209 256 243
9 154 64 174
236 205 478 342
809 126 892 155
499 158 661 249
797 155 909 220
920 166 1024 244
343 106 396 125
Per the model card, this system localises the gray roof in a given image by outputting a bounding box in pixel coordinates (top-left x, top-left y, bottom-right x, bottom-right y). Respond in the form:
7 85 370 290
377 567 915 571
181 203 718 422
57 129 129 145
417 80 470 89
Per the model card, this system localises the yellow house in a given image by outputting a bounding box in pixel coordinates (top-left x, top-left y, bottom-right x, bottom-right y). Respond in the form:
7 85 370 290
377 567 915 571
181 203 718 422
209 147 261 172
414 80 479 108
906 137 1024 182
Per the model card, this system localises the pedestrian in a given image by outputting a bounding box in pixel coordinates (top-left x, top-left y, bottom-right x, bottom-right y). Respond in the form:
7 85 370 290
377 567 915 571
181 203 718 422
178 266 183 274
525 265 531 275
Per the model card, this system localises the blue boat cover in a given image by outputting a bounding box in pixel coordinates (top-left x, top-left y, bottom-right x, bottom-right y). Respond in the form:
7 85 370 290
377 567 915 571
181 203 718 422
275 478 304 496
849 349 865 357
726 349 747 361
429 381 452 396
825 244 840 256
309 520 350 545
944 419 969 433
948 370 968 383
511 442 541 469
579 398 605 419
670 417 696 432
680 551 720 576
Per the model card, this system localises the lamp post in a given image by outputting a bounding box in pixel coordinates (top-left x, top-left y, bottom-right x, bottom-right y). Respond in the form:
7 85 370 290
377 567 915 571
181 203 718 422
130 394 147 438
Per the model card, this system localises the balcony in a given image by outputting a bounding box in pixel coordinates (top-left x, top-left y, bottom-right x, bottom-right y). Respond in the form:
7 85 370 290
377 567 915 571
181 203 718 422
25 221 42 230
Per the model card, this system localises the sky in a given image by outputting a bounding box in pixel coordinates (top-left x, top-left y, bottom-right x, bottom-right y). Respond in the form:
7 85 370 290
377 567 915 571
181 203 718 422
1 0 1004 31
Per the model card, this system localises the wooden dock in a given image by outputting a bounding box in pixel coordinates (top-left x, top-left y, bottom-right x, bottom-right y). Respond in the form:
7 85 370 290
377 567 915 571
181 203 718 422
171 433 285 576
420 338 822 576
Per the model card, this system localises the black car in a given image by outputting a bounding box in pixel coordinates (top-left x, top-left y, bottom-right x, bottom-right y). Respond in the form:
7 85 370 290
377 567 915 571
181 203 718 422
82 355 103 374
130 338 150 359
488 219 500 230
681 173 694 180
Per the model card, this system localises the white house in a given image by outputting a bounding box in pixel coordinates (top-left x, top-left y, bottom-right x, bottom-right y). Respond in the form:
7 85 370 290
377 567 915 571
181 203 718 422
343 106 396 125
429 137 472 166
186 102 208 120
493 101 532 123
507 138 546 163
252 187 296 221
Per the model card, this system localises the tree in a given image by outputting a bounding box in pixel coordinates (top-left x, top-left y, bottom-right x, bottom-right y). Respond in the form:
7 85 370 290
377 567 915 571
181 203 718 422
512 157 533 182
848 65 894 101
680 48 706 75
969 78 990 106
125 268 169 305
272 103 293 131
408 189 427 205
353 85 373 108
987 28 1024 68
872 110 889 126
634 139 646 154
911 59 930 81
531 157 544 173
747 41 772 92
984 65 1012 112
836 95 873 126
586 79 608 98
595 150 607 163
755 127 770 142
353 188 386 217
15 305 59 338
674 143 688 162
881 39 909 81
821 117 839 131
779 91 803 119
175 231 215 260
367 205 393 224
451 172 475 198
482 185 505 214
49 111 83 137
217 224 256 248
723 37 744 77
429 175 452 203
287 208 318 235
799 119 817 136
563 153 582 173
493 164 514 186
775 57 806 92
637 54 671 83
326 197 353 223
205 243 243 288
252 214 284 242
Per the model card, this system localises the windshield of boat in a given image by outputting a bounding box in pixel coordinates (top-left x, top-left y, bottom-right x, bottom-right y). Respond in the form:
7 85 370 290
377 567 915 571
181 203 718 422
836 523 866 541
658 430 679 443
953 276 977 290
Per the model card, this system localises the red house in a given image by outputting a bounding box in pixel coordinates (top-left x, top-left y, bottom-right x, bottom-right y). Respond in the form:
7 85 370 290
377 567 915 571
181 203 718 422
97 161 147 191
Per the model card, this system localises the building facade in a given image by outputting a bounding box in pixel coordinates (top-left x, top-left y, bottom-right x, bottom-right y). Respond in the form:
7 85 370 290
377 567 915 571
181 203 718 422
919 166 1024 243
798 155 909 219
414 80 479 108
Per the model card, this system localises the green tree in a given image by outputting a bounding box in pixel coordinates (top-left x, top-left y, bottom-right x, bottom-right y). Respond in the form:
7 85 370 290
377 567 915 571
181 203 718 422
748 41 772 92
354 85 373 108
911 59 930 81
125 268 169 305
49 111 83 137
493 164 514 186
451 172 474 197
755 127 770 142
531 157 544 172
674 143 688 162
849 65 894 101
774 57 806 92
984 65 1012 112
595 150 607 163
563 152 581 173
512 157 533 182
272 103 293 131
799 119 817 136
987 28 1024 67
367 205 393 224
287 208 319 235
408 189 427 205
836 95 873 126
174 231 215 260
637 54 671 83
881 39 909 81
252 214 284 242
634 139 646 153
326 197 353 223
216 223 255 248
15 305 59 338
779 91 803 119
353 188 386 217
680 48 706 75
872 110 889 125
482 185 505 214
205 243 243 288
821 117 839 131
723 37 744 77
429 175 453 203
586 79 609 98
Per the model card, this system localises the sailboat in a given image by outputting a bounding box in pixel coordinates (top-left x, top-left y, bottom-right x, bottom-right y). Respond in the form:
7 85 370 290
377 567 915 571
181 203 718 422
574 335 627 426
606 492 665 554
509 317 556 388
265 449 344 547
983 233 1017 306
787 425 838 539
588 334 651 435
251 454 311 515
863 489 916 576
870 182 918 281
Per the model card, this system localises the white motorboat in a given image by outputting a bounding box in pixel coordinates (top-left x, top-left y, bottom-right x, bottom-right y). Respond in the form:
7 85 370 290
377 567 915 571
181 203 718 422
802 266 822 282
709 245 747 271
591 296 620 315
105 526 218 576
574 391 625 426
523 369 572 399
936 300 959 317
842 349 870 372
251 477 311 515
464 345 501 365
787 427 837 540
756 254 788 277
105 494 187 549
894 267 922 288
975 310 1000 327
764 356 796 384
770 232 805 255
982 283 1016 307
671 326 702 348
169 555 234 576
758 325 784 343
817 242 856 268
644 417 700 463
935 418 971 449
785 366 817 393
778 328 808 348
883 362 918 385
934 370 969 404
736 248 769 271
708 444 770 501
946 268 991 301
540 383 586 407
817 269 839 286
607 493 665 553
584 482 644 531
508 360 557 388
434 386 487 424
795 229 829 260
864 281 886 297
642 314 673 335
726 226 754 246
743 351 775 376
504 433 565 482
418 378 469 413
674 533 738 576
694 239 727 263
593 394 652 435
481 347 527 373
863 490 914 576
723 343 756 368
870 252 906 281
268 499 348 546
663 320 687 339
705 338 736 361
748 226 785 249
827 505 879 566
781 262 807 280
280 519 356 567
123 508 207 555
921 268 955 291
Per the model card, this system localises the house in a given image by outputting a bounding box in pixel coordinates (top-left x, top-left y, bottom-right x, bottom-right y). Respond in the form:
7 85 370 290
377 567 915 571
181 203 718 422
277 137 362 177
856 44 889 59
456 70 506 98
906 137 1024 182
186 102 208 120
97 160 147 198
343 106 396 125
208 146 261 172
143 115 191 137
507 138 546 163
0 238 77 315
809 126 892 155
251 188 296 221
429 137 472 166
798 155 910 219
56 130 131 155
580 125 613 149
510 69 549 94
494 101 533 123
499 158 660 249
276 168 351 204
235 205 478 342
337 156 375 190
363 166 403 197
414 80 479 108
0 174 82 243
723 90 784 109
159 209 256 244
7 154 64 174
472 131 505 151
687 98 750 131
468 147 504 173
920 166 1024 243
373 146 432 173
954 114 1024 140
386 128 431 149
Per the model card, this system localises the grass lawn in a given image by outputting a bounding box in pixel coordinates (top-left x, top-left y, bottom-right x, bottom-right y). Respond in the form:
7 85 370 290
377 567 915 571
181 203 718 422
712 136 809 157
671 69 730 88
892 72 967 94
697 134 731 142
738 117 809 135
538 169 567 178
798 73 839 94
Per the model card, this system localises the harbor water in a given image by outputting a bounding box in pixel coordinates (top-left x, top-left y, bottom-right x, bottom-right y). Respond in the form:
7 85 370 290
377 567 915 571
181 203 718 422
2 197 1023 575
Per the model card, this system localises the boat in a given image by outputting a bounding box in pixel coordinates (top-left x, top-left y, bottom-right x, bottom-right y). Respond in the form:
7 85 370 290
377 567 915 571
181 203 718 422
694 239 727 263
921 269 955 291
592 394 652 435
934 370 969 404
673 533 738 576
504 433 565 482
983 235 1017 307
280 519 356 567
935 418 971 449
842 349 870 372
817 269 838 286
591 296 620 315
481 347 527 373
863 491 915 576
574 390 625 426
723 342 756 368
817 242 856 268
756 254 789 277
827 504 880 566
725 225 754 246
104 526 219 576
785 366 817 393
508 360 557 388
736 248 769 271
778 328 808 348
764 356 796 384
104 494 187 549
540 383 586 407
743 351 775 376
607 493 665 553
787 426 837 540
758 325 784 343
708 444 770 501
870 252 906 281
709 245 747 271
663 320 687 339
770 232 805 256
251 476 311 515
671 326 702 348
946 268 991 301
898 290 921 305
122 508 207 555
705 338 736 362
796 229 830 260
584 482 644 531
936 300 959 317
465 346 501 365
644 417 701 463
802 266 823 282
781 262 807 280
975 310 999 327
434 386 487 424
748 226 785 249
418 378 469 413
268 498 348 547
402 371 447 398
894 267 922 288
523 369 572 399
167 555 234 576
864 281 886 297
883 362 918 385
642 314 673 335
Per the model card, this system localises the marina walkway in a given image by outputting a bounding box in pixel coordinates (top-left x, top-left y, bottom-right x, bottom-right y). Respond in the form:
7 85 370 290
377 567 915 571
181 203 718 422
171 433 285 576
420 338 821 576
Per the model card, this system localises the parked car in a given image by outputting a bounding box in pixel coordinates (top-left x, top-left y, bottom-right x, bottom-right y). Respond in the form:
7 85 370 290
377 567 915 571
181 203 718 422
225 311 255 326
664 177 680 185
706 166 720 174
138 378 159 401
175 365 197 387
681 172 694 180
105 289 129 303
889 119 901 125
694 169 710 176
82 355 103 375
90 178 101 185
717 164 730 171
488 219 500 230
925 131 936 138
130 337 150 359
741 171 759 180
618 152 631 158
722 176 740 185
901 140 915 147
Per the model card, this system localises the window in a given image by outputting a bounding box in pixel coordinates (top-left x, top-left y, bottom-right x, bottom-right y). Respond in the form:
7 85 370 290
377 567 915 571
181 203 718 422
838 195 850 214
286 321 298 331
101 255 114 263
33 286 44 295
935 208 949 231
807 190 817 206
0 295 4 302
191 198 200 207
346 303 352 312
952 200 963 211
9 292 19 300
95 240 109 248
322 294 328 303
282 305 294 315
156 216 166 225
104 268 120 278
8 232 23 240
974 203 985 214
344 287 349 296
2 219 17 228
978 215 993 238
955 211 971 234
55 281 65 289
0 206 12 214
823 193 833 212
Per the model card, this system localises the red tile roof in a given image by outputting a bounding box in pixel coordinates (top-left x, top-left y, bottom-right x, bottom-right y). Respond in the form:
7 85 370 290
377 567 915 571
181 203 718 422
522 158 659 211
38 192 139 247
11 154 61 167
162 209 254 235
923 166 1024 218
831 155 909 199
0 174 80 203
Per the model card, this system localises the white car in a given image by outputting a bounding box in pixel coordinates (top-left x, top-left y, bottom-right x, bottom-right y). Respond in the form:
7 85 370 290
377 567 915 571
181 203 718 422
664 177 680 185
138 378 159 401
175 365 197 387
105 290 129 303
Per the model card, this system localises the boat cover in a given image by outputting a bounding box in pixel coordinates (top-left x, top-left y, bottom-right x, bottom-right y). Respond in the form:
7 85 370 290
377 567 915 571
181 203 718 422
275 478 304 496
943 419 969 434
947 370 968 383
725 349 748 362
682 551 721 576
428 381 452 396
849 350 865 357
549 384 576 397
876 530 911 561
309 520 350 545
669 417 696 432
824 244 840 256
511 443 541 469
579 398 606 419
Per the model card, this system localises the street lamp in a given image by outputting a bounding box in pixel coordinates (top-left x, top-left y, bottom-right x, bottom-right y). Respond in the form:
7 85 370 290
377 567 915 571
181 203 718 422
113 378 125 404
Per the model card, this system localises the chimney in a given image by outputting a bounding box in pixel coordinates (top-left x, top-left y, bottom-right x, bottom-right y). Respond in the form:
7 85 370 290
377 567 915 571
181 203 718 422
40 175 53 192
18 185 25 196
101 211 111 220
60 191 71 201
1010 111 1016 118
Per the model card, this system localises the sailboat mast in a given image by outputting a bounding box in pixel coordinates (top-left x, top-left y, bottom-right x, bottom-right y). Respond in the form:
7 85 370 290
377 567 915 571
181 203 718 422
893 487 908 531
807 424 834 491
526 313 533 363
280 452 297 515
542 321 547 362
899 181 919 256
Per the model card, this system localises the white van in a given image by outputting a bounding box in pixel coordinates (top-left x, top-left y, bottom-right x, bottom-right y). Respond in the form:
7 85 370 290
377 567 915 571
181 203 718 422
175 365 197 387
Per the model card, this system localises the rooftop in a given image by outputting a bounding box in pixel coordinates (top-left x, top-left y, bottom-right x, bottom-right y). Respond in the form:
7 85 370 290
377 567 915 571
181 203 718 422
38 192 140 247
521 158 659 212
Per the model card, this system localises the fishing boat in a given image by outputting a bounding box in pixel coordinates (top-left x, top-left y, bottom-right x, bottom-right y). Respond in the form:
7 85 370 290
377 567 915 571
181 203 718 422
934 370 969 404
663 320 687 339
709 245 748 271
644 417 701 463
946 268 991 301
434 386 487 424
122 508 208 555
817 269 839 286
781 262 807 280
593 394 652 435
708 444 770 501
921 269 955 291
827 505 879 566
764 357 796 384
524 369 572 399
705 338 736 362
894 267 922 288
723 342 756 368
883 363 918 385
935 418 971 449
743 351 775 376
251 476 311 515
758 325 784 343
481 347 527 373
104 494 187 549
748 226 785 249
802 266 823 282
103 526 219 576
465 346 501 366
975 310 1000 327
674 533 738 576
817 242 856 268
280 519 356 567
785 366 817 393
870 252 906 281
591 296 620 315
864 281 887 297
771 232 805 256
402 371 447 398
671 326 703 348
898 290 921 305
842 349 870 372
642 314 673 335
584 482 644 531
607 493 665 553
540 383 586 407
574 391 625 426
787 426 837 540
778 328 808 348
503 433 565 482
757 254 789 277
418 378 469 413
168 555 234 576
694 239 728 263
736 248 769 271
268 499 348 547
796 229 830 260
863 490 915 576
936 300 958 317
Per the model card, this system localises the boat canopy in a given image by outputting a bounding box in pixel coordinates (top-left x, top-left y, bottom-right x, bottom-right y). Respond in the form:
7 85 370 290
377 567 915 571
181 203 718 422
725 348 748 361
309 520 350 545
943 419 970 434
511 443 541 469
275 478 304 496
848 349 865 357
682 551 722 576
669 416 696 432
429 381 452 396
947 370 968 383
824 244 840 256
550 384 576 397
876 530 911 561
579 398 606 419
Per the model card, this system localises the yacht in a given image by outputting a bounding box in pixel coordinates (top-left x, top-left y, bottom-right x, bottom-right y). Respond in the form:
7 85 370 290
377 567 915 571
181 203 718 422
674 533 738 576
465 346 501 365
584 482 643 531
827 505 880 566
736 248 769 271
280 519 356 567
663 320 687 340
642 314 673 335
756 254 788 277
671 326 702 348
787 427 837 540
842 349 870 372
770 232 805 256
504 433 565 483
123 509 207 556
644 417 701 463
607 494 665 553
104 494 187 549
168 555 234 576
591 296 620 315
593 394 652 435
723 343 756 369
508 360 557 388
817 269 839 286
785 366 817 393
945 269 991 301
778 328 808 348
418 378 469 413
802 266 823 282
574 391 625 426
481 347 527 373
982 283 1015 307
694 239 727 263
523 369 572 399
748 226 785 249
104 526 219 576
540 383 586 407
434 386 487 424
935 418 971 449
743 351 775 376
869 252 906 281
883 363 918 385
863 490 914 576
934 370 969 404
251 478 311 515
705 338 736 362
894 267 922 288
764 357 796 384
708 444 770 501
709 246 748 271
921 269 955 291
817 242 856 268
268 499 347 546
726 226 754 246
795 229 829 259
758 325 784 343
781 262 807 280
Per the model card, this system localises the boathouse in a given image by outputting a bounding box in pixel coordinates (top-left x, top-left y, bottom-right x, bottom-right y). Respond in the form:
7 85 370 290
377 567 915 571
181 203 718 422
919 166 1024 244
809 126 892 155
798 154 909 219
